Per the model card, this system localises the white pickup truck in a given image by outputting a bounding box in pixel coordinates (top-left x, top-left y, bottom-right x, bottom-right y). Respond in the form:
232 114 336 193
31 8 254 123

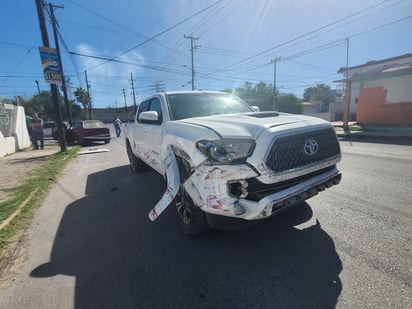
125 91 341 236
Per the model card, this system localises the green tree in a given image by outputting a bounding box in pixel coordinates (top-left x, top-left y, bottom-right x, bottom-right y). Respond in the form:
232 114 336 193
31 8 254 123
275 94 302 114
23 91 54 120
22 91 81 122
303 84 334 103
223 81 274 111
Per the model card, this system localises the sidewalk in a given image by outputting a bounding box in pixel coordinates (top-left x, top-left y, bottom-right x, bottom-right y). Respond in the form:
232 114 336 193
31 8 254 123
332 122 412 142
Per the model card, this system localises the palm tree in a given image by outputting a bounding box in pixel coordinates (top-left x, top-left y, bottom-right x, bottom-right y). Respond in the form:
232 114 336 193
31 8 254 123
74 87 91 119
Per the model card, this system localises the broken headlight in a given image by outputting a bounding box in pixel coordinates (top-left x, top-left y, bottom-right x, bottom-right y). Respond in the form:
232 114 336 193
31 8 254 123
196 139 255 164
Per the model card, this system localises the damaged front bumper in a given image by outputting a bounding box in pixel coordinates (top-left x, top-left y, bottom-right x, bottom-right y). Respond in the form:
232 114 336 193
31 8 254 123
183 164 341 221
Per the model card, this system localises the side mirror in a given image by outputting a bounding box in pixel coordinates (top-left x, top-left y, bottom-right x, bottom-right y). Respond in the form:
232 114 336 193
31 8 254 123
138 111 160 124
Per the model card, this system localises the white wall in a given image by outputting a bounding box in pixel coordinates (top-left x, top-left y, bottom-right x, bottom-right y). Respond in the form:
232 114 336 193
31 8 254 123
0 105 31 157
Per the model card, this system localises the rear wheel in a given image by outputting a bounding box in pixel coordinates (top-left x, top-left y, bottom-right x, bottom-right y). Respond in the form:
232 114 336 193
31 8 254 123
126 142 146 173
78 138 87 146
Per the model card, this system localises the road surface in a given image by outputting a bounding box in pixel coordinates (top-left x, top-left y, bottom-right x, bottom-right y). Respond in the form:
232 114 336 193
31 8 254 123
0 132 411 309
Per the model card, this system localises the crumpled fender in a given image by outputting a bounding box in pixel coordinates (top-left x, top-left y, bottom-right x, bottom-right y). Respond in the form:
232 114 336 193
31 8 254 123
148 145 180 221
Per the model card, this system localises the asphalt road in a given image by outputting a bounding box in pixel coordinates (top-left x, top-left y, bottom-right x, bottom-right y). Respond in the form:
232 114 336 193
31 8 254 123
0 132 411 309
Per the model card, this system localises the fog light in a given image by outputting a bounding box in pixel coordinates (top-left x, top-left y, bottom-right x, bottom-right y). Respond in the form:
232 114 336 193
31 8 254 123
234 201 246 215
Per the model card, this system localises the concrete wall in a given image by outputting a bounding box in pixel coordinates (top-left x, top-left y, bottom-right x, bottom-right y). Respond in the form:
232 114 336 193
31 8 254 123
0 104 31 157
357 75 412 127
305 113 330 121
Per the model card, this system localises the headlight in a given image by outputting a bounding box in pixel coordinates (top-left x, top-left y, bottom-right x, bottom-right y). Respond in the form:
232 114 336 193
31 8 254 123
196 139 255 164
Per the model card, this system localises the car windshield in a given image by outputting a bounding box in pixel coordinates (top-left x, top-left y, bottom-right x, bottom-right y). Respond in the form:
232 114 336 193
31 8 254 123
43 122 55 129
166 92 253 120
83 120 105 129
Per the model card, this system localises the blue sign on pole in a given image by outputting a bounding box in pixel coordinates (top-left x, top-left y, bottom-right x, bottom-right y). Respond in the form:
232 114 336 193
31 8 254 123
39 46 62 84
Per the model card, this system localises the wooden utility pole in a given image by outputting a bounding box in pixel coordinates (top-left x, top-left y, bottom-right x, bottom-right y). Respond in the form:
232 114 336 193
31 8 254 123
35 0 67 152
343 38 350 128
84 70 92 120
49 3 72 125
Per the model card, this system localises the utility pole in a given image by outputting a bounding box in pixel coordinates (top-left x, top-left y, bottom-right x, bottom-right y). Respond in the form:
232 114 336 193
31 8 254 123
271 57 281 110
122 88 128 121
184 33 200 91
49 3 72 125
84 70 92 120
343 38 351 128
35 0 66 152
130 72 137 114
35 80 40 94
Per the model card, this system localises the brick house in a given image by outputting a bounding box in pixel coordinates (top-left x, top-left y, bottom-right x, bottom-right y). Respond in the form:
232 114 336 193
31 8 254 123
337 53 412 127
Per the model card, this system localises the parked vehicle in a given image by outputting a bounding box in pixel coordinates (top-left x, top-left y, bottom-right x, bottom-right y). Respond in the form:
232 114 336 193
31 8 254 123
125 91 342 236
43 121 55 139
53 120 111 146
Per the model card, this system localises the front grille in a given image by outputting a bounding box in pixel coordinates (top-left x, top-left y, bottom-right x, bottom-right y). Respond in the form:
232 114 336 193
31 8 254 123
265 128 340 173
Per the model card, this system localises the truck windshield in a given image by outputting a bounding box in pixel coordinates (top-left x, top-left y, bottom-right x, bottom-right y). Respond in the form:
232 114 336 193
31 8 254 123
166 92 253 120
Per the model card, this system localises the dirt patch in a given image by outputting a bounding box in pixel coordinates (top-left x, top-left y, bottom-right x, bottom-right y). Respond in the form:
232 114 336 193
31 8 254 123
0 145 59 288
0 231 28 289
0 148 55 201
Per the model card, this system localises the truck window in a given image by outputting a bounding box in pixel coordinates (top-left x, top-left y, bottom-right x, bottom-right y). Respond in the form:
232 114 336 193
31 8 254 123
149 98 163 123
137 100 150 122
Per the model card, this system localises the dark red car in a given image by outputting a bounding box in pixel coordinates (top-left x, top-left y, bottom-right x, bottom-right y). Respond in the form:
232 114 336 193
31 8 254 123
53 120 111 146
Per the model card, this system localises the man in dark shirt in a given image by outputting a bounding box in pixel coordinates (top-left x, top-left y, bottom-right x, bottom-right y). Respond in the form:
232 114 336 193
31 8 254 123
31 113 44 150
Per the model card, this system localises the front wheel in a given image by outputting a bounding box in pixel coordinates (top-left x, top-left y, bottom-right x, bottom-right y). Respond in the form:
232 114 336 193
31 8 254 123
174 184 210 236
126 142 146 173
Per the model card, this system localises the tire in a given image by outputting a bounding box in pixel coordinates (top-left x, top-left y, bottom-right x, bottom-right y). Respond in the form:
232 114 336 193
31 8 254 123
174 183 210 236
78 138 87 146
126 142 146 173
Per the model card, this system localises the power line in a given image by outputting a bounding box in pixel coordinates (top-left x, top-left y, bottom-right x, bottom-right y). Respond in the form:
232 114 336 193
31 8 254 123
197 14 410 84
83 0 224 71
202 0 395 77
0 39 39 88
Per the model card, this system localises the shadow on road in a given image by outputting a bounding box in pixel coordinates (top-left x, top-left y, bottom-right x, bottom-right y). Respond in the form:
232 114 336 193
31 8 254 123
31 166 342 309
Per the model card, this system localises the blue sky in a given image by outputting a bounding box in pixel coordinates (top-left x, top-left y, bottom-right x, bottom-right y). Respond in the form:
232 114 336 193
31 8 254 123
1 0 411 109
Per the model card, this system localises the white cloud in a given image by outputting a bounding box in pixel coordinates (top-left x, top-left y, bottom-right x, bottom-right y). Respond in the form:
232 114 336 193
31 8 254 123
74 44 145 108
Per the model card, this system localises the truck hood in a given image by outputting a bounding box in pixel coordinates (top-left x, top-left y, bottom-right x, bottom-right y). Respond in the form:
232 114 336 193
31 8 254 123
178 112 328 139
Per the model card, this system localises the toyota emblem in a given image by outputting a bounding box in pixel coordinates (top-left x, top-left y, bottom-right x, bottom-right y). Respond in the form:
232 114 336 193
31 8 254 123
304 139 318 155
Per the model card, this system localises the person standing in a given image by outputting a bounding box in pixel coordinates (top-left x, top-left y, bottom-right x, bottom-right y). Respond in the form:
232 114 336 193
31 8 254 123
25 114 33 142
31 113 44 150
114 116 122 137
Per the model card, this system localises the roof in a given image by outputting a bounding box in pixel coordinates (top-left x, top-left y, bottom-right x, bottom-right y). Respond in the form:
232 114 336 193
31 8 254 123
335 53 412 83
338 53 412 73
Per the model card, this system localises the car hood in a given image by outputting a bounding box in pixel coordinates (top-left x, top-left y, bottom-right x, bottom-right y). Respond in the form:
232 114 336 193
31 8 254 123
178 112 329 139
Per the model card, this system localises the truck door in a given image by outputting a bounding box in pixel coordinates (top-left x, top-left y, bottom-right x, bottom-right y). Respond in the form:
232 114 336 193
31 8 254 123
141 97 163 172
131 99 149 160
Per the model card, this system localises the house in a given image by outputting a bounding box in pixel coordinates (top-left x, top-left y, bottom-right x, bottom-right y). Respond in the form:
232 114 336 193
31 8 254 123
336 53 412 127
